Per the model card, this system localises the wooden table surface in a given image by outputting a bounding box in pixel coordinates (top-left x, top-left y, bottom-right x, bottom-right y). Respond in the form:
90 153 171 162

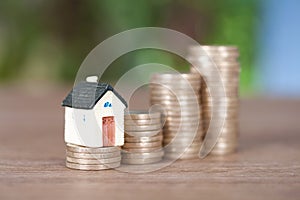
0 85 299 200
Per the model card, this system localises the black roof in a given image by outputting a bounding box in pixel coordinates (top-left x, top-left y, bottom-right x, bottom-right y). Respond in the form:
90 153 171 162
62 82 127 109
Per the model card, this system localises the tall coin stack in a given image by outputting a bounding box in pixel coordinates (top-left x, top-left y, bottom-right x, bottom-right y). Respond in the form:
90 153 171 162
65 143 121 170
122 111 164 165
188 45 240 155
150 73 203 159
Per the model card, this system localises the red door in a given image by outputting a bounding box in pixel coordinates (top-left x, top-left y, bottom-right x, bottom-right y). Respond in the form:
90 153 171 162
102 116 115 146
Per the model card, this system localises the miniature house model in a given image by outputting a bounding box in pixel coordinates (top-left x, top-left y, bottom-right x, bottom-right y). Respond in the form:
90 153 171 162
62 76 127 147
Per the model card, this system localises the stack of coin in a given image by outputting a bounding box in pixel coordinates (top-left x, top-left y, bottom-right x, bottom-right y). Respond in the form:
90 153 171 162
150 73 203 159
122 111 164 165
65 143 121 170
188 45 240 155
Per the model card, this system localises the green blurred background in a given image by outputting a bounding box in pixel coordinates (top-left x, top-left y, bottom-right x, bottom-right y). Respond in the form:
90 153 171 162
0 0 259 95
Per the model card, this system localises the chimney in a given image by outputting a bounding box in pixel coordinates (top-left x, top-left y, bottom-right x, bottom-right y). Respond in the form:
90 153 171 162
86 76 98 83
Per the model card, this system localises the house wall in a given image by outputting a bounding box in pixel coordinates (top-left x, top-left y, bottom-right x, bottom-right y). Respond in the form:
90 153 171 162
64 107 102 147
64 91 125 147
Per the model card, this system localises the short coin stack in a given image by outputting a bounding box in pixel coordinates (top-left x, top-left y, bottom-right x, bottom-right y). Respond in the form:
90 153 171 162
122 111 164 164
150 73 203 159
65 143 121 170
188 45 240 155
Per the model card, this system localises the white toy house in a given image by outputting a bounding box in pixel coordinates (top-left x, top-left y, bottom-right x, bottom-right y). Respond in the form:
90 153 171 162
62 76 127 147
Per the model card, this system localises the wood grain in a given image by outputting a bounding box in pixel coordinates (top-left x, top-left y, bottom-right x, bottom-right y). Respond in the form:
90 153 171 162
0 85 299 200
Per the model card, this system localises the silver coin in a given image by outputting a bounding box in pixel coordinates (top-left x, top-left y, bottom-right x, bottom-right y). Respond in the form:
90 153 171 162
204 130 239 138
149 84 201 90
165 141 201 148
216 73 240 79
191 66 240 74
163 134 204 141
163 115 200 121
150 86 200 91
201 97 239 102
151 97 200 103
201 45 238 51
163 130 202 136
151 91 200 97
151 73 201 80
163 126 201 132
150 85 200 92
150 81 201 87
202 114 238 120
124 110 161 120
163 123 202 130
205 137 238 144
164 112 200 118
163 137 202 144
200 93 239 98
202 85 239 91
150 91 200 97
213 61 241 66
202 117 239 122
122 141 162 148
202 105 239 111
121 156 162 165
66 151 120 159
66 156 121 165
163 132 202 138
214 141 238 147
125 120 161 126
164 152 199 160
202 100 239 105
122 150 164 159
66 161 120 170
165 112 201 119
150 102 200 109
210 147 237 154
202 99 239 104
152 100 201 106
125 124 162 132
202 107 239 112
201 83 239 89
150 95 200 102
164 118 202 124
165 146 200 154
164 150 199 160
125 129 162 137
163 133 203 139
203 122 239 128
210 145 237 153
188 52 240 60
209 149 236 155
162 117 201 123
198 65 240 72
163 129 203 136
202 144 237 153
202 110 239 116
66 143 120 153
188 45 238 55
125 134 163 143
201 62 240 68
163 131 203 138
212 80 240 86
202 105 239 110
203 124 238 131
150 83 200 90
122 146 163 153
150 79 201 84
205 130 238 137
202 49 240 56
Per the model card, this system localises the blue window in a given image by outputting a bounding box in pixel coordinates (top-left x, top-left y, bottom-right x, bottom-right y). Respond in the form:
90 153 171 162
104 102 112 107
